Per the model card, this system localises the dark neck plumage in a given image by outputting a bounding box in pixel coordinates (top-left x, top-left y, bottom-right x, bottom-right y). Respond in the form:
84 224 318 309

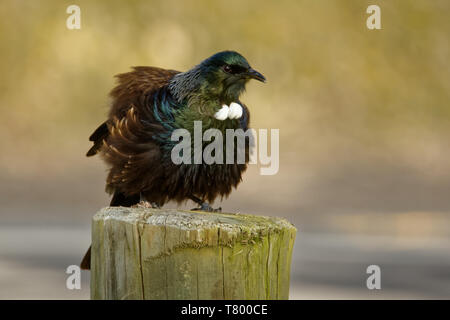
168 65 204 103
169 65 246 106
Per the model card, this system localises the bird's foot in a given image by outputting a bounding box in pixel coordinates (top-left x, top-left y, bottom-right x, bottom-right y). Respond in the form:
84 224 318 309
134 201 160 209
191 203 222 212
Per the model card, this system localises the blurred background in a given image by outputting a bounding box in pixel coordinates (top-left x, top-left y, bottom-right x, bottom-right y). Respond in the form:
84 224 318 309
1 0 449 299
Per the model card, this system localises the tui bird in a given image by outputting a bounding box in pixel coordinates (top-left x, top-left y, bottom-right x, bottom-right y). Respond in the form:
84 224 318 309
80 51 265 269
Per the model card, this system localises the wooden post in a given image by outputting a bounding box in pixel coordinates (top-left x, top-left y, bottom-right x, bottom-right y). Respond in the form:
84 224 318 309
90 207 297 300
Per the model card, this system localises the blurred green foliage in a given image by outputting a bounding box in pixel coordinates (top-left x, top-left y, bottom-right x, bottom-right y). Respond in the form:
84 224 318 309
0 0 449 176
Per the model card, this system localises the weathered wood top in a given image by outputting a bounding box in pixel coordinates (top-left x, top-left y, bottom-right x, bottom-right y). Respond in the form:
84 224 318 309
94 207 296 250
91 207 297 299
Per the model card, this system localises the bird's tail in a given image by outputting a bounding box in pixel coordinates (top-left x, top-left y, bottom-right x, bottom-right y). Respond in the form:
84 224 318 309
86 122 109 157
80 246 91 270
80 191 140 270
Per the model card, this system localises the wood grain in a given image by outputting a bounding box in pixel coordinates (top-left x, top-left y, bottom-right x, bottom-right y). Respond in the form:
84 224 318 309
91 207 297 300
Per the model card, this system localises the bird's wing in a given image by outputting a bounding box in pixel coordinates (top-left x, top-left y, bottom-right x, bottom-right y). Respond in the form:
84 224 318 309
86 67 180 157
109 66 180 119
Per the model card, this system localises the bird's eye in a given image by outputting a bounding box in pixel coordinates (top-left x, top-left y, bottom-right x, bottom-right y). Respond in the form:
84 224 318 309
223 64 246 75
223 65 233 73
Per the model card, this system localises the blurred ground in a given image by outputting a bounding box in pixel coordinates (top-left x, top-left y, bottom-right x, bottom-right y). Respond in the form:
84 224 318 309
1 165 450 299
1 223 450 299
0 0 450 299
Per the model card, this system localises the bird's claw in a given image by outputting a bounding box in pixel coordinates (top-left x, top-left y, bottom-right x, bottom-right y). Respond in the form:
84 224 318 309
134 201 160 209
192 203 222 212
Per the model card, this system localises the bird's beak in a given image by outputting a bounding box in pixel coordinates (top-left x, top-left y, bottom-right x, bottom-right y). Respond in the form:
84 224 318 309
246 68 266 83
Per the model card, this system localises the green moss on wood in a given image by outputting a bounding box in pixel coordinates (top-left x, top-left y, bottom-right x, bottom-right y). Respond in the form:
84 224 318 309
91 207 296 300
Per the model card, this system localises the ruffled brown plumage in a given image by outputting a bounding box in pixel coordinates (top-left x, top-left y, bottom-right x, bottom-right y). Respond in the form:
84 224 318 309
87 65 251 206
82 51 263 270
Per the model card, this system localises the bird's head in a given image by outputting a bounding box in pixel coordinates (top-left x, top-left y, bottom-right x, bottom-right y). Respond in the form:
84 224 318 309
169 51 265 104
